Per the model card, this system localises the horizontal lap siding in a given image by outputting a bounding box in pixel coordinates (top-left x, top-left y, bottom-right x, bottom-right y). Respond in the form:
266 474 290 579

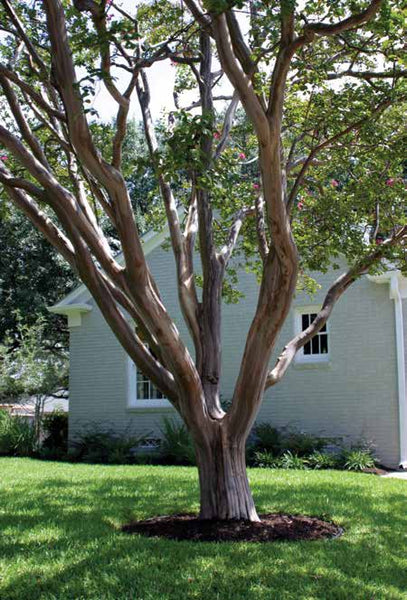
220 265 399 467
68 247 183 442
68 247 400 466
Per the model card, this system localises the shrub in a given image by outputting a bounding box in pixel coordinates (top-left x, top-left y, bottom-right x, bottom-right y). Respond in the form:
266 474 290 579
70 426 146 464
0 409 36 456
279 450 308 470
308 450 339 470
159 418 196 465
341 448 376 471
251 424 282 454
250 424 328 458
281 430 327 457
41 410 68 452
252 450 279 468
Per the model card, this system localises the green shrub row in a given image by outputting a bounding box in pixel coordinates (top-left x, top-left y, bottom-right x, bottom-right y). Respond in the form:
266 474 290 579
0 408 68 458
252 448 376 471
249 423 376 471
0 410 378 472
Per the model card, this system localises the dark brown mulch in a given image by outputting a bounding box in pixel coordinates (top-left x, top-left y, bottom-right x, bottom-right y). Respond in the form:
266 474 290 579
121 513 343 543
362 467 388 476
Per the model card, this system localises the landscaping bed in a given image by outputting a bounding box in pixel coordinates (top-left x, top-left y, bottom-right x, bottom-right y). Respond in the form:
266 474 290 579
122 512 343 542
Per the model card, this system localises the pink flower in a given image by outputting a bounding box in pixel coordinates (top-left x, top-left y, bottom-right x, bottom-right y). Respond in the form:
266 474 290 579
238 152 246 160
330 179 339 188
0 155 8 162
106 14 113 20
106 0 113 5
297 201 304 210
213 131 221 140
386 178 395 187
252 182 260 190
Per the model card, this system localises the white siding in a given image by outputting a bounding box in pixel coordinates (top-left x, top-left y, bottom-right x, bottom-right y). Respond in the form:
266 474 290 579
68 245 400 467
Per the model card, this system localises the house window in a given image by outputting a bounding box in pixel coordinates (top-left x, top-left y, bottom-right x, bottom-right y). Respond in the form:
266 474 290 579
127 350 170 409
136 366 164 401
295 308 329 363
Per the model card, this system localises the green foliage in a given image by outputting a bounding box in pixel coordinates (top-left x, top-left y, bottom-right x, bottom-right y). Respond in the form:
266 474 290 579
249 426 377 472
250 423 328 457
342 448 376 471
252 449 278 468
41 409 68 455
70 426 146 464
281 430 328 457
251 423 282 454
279 450 308 470
159 418 196 465
0 313 68 401
308 450 339 470
0 208 75 345
0 409 36 457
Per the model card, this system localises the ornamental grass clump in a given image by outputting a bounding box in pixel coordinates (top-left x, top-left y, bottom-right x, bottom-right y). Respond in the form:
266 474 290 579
342 449 376 471
0 409 36 457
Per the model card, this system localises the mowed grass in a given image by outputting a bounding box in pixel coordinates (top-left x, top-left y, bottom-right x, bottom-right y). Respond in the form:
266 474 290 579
0 459 406 600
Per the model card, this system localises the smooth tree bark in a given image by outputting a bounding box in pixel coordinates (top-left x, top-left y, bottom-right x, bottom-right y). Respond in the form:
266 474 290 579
0 0 406 520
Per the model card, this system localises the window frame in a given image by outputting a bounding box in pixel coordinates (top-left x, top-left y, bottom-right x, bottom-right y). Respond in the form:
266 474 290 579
127 357 171 409
294 306 330 364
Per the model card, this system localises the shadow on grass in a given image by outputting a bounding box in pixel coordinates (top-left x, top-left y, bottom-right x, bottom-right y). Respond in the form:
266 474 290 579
0 461 406 600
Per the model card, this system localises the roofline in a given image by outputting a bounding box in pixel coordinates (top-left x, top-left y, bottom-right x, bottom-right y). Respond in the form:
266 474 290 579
49 225 170 311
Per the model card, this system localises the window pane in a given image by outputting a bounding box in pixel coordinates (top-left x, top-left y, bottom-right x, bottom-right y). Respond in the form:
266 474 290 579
150 384 162 400
304 341 311 355
143 380 149 399
137 381 145 399
311 335 319 354
320 323 327 332
320 334 328 354
302 314 309 330
311 313 317 323
136 357 166 401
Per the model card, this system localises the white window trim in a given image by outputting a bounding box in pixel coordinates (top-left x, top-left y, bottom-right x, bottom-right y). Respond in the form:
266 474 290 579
294 305 330 364
127 358 171 409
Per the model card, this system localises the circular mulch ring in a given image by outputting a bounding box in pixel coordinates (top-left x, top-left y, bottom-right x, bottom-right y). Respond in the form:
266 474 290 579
122 513 343 543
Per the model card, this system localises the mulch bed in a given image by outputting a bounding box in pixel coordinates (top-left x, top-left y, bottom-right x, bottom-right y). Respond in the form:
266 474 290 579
363 467 389 475
122 513 343 543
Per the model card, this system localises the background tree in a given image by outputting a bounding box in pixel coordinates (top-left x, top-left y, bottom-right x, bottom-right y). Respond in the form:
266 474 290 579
0 206 75 345
0 313 68 444
0 0 406 521
0 119 156 346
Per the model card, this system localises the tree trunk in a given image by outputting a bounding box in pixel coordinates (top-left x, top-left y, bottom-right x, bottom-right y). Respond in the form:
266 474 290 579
195 427 259 521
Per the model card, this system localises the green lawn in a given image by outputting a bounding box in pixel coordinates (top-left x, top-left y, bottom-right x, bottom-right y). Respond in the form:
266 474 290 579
0 459 406 600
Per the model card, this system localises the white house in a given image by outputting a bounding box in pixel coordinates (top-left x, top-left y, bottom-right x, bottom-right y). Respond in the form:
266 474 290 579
50 229 407 468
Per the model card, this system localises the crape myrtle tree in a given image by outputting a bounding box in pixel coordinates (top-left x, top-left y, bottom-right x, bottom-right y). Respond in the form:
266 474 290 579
0 0 406 520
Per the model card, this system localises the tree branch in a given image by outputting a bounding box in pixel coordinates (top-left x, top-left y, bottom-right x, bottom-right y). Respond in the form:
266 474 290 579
266 227 407 387
0 64 66 121
214 91 239 159
0 74 51 169
219 206 255 265
135 69 202 361
0 166 76 265
327 68 407 80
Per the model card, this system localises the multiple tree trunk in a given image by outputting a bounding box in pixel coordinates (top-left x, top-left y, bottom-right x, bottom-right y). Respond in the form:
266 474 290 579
0 0 404 520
